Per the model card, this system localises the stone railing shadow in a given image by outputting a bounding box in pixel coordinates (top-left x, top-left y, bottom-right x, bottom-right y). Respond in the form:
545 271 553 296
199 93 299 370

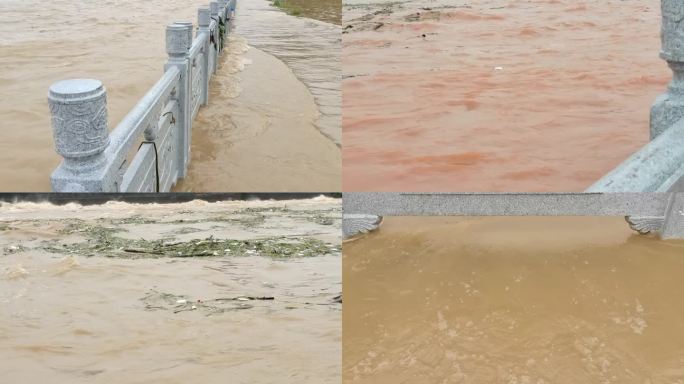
49 0 236 192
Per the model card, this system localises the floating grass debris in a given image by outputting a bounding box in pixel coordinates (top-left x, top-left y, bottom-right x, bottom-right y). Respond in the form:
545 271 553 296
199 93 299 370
42 234 339 259
2 245 27 255
58 220 123 237
105 215 157 225
0 223 16 231
141 289 276 315
272 0 302 16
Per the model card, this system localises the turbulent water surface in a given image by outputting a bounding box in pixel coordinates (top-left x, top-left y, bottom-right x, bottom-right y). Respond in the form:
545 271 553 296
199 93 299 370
175 0 342 191
0 198 341 383
342 0 669 191
235 0 342 145
0 0 340 192
344 217 684 383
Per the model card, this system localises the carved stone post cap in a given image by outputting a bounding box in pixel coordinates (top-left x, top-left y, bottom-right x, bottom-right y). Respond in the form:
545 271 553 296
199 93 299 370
166 24 191 56
48 78 109 159
173 21 194 45
198 8 211 27
48 79 105 104
661 0 684 62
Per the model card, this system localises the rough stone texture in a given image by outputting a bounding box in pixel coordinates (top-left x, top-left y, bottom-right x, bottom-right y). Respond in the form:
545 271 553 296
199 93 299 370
111 67 180 193
198 7 211 28
167 23 193 179
49 79 109 159
342 193 684 239
49 79 112 192
188 35 205 121
660 0 684 62
662 193 684 239
625 216 666 234
342 214 382 239
210 2 219 19
651 1 684 138
173 21 195 49
587 117 684 192
343 193 669 217
120 143 157 192
166 24 191 58
198 8 212 105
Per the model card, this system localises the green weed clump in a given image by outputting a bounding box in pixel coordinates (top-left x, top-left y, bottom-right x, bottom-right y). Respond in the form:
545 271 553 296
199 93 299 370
43 229 338 259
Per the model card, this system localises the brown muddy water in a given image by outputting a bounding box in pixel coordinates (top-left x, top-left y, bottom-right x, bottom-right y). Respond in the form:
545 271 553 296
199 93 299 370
0 0 340 192
175 0 342 191
342 0 669 192
235 0 342 146
344 217 684 383
0 198 341 383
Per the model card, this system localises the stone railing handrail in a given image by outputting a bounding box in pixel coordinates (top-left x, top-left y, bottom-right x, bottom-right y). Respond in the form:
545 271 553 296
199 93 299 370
49 0 236 192
588 0 684 193
586 117 684 192
342 192 684 239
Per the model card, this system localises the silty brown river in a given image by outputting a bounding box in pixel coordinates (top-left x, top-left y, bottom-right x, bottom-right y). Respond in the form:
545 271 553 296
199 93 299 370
344 216 684 383
0 197 341 383
342 0 669 192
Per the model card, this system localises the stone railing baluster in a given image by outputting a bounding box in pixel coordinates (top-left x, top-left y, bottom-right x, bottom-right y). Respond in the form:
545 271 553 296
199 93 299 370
198 8 211 106
165 23 192 178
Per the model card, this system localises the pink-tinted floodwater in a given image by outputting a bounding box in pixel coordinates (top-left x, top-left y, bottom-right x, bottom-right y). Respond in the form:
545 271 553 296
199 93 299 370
342 0 669 192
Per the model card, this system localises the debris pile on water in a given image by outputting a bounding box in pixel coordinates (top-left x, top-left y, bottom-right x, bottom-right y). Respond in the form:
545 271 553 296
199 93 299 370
43 233 338 259
141 289 276 315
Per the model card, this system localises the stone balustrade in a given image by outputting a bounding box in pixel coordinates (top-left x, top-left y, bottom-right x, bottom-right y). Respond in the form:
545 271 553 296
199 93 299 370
588 0 684 193
342 193 684 239
49 0 236 192
342 2 684 240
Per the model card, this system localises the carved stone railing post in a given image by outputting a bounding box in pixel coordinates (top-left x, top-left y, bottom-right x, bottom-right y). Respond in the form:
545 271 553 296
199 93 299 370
165 23 192 178
198 8 211 106
651 1 684 139
49 79 111 192
174 21 194 47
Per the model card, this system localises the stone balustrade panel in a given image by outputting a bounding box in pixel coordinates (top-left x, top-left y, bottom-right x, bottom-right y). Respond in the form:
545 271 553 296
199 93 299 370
49 1 233 192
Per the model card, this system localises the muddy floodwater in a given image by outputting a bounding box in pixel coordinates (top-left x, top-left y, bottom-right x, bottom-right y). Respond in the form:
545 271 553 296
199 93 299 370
0 198 341 383
342 0 669 192
0 0 340 192
175 0 342 191
344 217 684 383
